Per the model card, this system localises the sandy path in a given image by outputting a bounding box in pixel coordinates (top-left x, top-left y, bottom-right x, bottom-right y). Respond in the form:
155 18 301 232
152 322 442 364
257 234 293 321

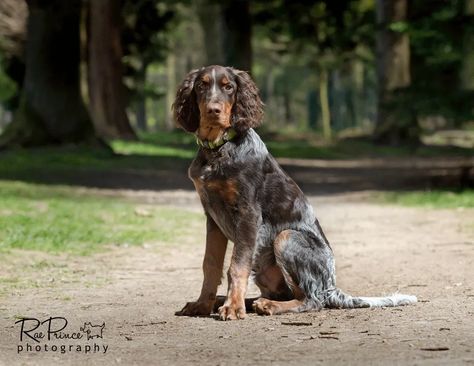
1 190 473 365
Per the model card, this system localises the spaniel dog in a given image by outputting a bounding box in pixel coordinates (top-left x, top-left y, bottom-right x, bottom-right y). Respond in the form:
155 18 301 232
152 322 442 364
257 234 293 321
173 65 416 320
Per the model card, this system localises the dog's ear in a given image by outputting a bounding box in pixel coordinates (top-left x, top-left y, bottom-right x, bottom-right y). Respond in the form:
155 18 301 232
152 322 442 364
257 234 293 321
229 68 264 133
173 69 200 132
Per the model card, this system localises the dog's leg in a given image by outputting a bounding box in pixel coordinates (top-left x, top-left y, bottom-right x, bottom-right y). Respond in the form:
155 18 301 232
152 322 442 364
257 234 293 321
218 252 251 320
213 296 260 313
176 215 228 317
253 298 309 315
253 230 327 315
218 226 256 320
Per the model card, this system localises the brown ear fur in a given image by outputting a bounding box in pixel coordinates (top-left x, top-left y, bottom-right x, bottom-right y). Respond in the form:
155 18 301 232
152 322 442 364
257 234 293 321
229 68 264 133
172 69 200 132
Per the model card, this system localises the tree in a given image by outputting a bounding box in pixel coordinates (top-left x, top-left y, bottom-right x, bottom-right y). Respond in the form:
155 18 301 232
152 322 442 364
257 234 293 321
196 0 252 71
374 0 415 145
221 0 252 71
0 0 27 114
254 0 374 139
196 0 225 66
461 0 474 91
0 0 96 147
462 0 474 90
400 0 474 136
88 0 136 140
121 0 174 131
0 0 27 59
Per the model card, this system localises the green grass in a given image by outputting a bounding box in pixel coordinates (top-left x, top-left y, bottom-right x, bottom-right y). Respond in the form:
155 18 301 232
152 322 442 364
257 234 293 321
0 180 204 255
381 190 474 209
111 130 195 158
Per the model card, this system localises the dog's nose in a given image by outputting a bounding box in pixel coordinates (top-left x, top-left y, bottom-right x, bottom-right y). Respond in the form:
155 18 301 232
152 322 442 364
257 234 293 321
207 103 222 116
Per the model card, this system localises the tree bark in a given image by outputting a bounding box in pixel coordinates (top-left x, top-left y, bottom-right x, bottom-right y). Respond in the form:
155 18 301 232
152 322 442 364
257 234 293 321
165 50 176 130
221 0 252 72
374 0 416 145
0 0 97 147
135 62 147 132
88 0 136 140
319 69 332 140
461 0 474 90
196 0 225 66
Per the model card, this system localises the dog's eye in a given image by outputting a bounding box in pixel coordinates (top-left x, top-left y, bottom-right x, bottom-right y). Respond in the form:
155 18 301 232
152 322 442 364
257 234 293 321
197 82 207 91
223 84 233 92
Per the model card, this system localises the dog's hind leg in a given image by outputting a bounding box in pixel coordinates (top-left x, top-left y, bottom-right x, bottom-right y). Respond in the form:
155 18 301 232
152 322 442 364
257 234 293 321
253 229 332 315
253 229 416 314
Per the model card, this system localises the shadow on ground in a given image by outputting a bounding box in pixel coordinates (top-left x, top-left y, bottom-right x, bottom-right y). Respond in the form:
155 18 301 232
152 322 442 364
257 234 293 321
0 150 472 194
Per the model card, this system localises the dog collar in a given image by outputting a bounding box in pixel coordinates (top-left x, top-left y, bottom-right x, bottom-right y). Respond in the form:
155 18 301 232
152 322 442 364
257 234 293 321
195 128 237 149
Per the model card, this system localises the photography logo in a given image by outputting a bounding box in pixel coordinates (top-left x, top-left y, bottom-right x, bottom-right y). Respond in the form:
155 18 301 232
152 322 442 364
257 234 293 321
15 317 109 355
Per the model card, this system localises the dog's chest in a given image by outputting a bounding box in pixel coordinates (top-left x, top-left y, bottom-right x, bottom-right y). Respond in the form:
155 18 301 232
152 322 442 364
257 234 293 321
189 158 240 238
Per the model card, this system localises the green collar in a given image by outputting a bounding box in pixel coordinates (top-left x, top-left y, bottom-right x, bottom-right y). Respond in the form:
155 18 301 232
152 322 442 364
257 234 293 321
195 128 237 149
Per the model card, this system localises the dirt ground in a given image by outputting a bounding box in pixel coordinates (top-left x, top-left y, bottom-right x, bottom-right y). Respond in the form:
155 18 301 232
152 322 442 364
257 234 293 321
1 159 473 365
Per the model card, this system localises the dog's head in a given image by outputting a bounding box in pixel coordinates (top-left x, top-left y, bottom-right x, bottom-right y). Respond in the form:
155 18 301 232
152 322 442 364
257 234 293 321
172 65 263 142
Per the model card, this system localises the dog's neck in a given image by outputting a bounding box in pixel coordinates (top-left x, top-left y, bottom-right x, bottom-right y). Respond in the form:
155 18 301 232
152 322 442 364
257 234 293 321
195 127 237 150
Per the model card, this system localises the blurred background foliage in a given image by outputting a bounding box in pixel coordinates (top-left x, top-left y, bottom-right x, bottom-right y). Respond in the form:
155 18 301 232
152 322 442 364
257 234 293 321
0 0 472 147
0 0 472 255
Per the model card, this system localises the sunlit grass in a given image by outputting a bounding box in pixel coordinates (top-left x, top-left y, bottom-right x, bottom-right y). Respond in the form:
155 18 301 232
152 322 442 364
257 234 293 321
381 190 474 208
0 180 204 255
111 140 194 158
111 130 196 157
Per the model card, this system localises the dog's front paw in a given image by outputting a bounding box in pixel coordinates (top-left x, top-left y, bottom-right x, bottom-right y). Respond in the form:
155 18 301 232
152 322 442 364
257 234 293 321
252 298 276 316
218 303 246 321
175 301 212 317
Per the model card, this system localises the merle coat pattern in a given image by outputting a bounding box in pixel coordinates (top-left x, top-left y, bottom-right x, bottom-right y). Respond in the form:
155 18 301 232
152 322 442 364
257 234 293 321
173 65 416 320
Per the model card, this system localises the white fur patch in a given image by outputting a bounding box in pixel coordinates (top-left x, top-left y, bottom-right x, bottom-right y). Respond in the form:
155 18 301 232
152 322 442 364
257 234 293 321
211 68 217 97
359 293 418 307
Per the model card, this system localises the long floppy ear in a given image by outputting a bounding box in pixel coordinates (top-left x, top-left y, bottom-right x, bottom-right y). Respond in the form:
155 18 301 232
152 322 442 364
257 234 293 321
172 69 200 132
230 68 264 133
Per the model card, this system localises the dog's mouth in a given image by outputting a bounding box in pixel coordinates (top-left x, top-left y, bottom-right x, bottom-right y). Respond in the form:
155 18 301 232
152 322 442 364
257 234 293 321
197 120 231 142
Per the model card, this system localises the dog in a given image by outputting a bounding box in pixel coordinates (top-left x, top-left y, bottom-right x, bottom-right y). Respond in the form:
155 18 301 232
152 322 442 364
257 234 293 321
173 65 417 320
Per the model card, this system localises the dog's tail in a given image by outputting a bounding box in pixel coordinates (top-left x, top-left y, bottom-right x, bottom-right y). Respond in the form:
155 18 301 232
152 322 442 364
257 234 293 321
324 288 417 309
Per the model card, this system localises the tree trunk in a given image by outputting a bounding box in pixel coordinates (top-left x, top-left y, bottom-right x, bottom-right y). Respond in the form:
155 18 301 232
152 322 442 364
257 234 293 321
88 0 136 140
135 62 147 132
351 60 364 128
307 90 318 130
374 0 416 145
461 0 474 90
165 50 176 130
283 87 292 125
196 0 225 66
221 0 252 72
0 0 97 148
319 69 332 140
135 100 147 132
